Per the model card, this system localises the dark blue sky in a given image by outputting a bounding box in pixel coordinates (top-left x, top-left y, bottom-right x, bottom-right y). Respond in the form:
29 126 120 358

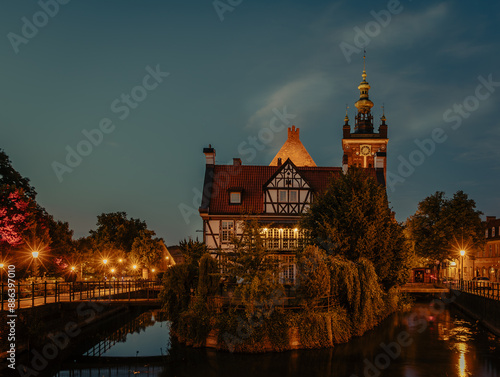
1 0 499 244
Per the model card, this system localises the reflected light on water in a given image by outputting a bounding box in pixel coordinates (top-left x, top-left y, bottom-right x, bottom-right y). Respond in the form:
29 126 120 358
457 342 467 377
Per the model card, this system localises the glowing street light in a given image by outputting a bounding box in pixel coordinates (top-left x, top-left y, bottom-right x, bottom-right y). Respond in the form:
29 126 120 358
32 250 40 279
460 250 466 282
103 259 108 265
0 263 4 282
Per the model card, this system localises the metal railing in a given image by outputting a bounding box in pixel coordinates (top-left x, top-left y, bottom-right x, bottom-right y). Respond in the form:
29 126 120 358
448 280 500 301
0 280 162 311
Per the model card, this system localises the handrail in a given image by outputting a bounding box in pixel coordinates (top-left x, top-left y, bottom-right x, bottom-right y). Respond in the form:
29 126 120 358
0 280 162 311
448 280 500 301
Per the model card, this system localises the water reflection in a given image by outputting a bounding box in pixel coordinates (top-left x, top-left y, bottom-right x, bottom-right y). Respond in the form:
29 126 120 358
82 310 171 357
53 302 500 377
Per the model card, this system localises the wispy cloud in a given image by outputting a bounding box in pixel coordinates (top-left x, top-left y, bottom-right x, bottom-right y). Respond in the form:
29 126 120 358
245 72 333 131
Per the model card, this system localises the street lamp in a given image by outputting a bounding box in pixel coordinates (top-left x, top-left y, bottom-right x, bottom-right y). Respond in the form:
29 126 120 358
32 251 40 280
460 250 465 284
0 263 4 282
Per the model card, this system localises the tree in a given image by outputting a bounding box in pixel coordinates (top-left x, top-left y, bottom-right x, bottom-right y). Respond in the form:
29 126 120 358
0 149 36 199
197 253 220 298
296 246 330 308
407 190 484 265
90 212 147 254
131 230 164 270
301 168 411 289
220 219 284 315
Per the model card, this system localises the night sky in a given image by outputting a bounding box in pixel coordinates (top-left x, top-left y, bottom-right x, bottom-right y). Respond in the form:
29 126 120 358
1 0 499 245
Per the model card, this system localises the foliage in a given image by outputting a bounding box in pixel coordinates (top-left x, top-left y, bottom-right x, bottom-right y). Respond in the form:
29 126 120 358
179 238 207 266
89 212 147 254
296 246 330 308
197 253 220 299
406 190 484 263
0 185 39 248
328 256 386 336
220 218 285 317
0 149 36 198
131 230 164 269
301 167 411 289
159 263 197 325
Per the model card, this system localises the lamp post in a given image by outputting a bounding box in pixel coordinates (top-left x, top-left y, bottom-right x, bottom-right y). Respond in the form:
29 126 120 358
460 250 465 287
32 251 39 281
103 259 108 280
132 264 138 280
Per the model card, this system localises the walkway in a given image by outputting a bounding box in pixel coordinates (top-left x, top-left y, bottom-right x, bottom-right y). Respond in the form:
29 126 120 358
1 280 162 311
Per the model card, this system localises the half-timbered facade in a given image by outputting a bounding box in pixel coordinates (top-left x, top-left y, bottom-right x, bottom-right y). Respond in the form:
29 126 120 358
199 63 388 284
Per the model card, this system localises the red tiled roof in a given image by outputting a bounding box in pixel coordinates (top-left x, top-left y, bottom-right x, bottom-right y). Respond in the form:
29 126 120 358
200 163 382 216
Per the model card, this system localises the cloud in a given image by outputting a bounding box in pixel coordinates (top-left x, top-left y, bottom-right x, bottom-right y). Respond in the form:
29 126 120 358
245 72 333 131
332 2 450 49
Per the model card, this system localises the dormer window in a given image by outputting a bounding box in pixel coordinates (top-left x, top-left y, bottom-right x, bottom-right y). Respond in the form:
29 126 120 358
230 191 241 204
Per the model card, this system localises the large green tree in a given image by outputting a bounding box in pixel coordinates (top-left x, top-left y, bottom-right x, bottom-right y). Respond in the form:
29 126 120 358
301 168 410 289
406 190 484 264
131 230 164 269
89 212 147 254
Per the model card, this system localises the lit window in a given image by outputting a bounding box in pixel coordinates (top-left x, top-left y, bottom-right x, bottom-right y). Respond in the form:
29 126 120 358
230 192 241 204
221 221 234 243
289 190 298 202
493 227 496 237
279 190 287 202
486 229 489 238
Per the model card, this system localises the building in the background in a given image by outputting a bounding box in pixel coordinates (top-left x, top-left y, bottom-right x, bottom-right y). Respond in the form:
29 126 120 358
198 62 388 284
473 216 500 281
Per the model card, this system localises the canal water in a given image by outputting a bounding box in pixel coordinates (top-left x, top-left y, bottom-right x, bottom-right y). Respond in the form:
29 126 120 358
52 299 500 377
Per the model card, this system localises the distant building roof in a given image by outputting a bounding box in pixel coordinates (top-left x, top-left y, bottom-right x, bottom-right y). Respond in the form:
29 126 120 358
270 126 316 167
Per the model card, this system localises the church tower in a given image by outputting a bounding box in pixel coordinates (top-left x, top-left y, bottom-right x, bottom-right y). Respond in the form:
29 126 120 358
342 56 388 182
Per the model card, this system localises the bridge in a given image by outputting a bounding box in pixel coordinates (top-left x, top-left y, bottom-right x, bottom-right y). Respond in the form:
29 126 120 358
398 283 450 294
0 280 162 311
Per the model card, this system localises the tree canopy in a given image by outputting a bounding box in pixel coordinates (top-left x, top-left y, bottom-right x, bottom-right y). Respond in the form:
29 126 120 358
406 190 484 263
300 168 410 289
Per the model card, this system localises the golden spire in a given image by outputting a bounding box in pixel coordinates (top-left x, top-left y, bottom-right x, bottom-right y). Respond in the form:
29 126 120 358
355 52 373 113
344 104 349 122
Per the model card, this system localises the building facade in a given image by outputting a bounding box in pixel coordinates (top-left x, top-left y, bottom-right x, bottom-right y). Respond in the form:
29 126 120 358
473 216 500 281
198 63 387 283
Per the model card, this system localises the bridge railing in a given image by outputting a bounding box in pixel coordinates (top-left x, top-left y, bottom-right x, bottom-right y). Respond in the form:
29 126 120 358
449 280 500 301
0 280 163 311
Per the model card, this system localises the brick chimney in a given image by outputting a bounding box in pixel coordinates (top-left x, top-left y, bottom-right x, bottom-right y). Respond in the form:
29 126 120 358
233 158 241 166
288 125 299 141
203 144 215 165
